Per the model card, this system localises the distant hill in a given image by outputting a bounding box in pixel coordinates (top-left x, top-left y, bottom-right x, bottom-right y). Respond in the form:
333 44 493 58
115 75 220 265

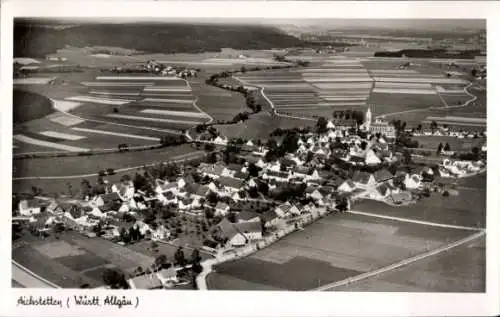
13 89 53 123
14 22 305 58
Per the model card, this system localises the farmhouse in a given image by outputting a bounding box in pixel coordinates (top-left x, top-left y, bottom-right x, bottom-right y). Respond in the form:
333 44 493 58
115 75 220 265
374 169 394 183
214 202 230 216
218 176 244 193
128 274 163 290
338 180 356 193
352 171 376 189
237 210 261 223
275 202 300 218
156 267 178 286
18 199 42 216
234 221 262 241
214 218 247 247
261 210 280 228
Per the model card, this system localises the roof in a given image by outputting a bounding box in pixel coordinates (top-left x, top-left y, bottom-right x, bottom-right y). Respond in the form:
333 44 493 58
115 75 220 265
195 185 211 197
352 171 372 184
233 171 249 180
20 199 42 208
216 218 241 240
266 170 289 178
261 210 279 222
234 221 262 234
374 169 394 183
101 192 122 203
238 210 261 221
129 274 162 289
202 164 225 176
215 202 230 211
157 267 177 279
67 205 83 219
218 176 244 189
293 166 311 174
376 183 391 196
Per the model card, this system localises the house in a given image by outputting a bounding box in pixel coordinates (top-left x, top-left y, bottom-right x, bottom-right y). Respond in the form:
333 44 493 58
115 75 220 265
247 178 258 188
234 221 262 241
374 169 394 183
134 221 152 236
306 188 324 201
214 218 247 247
370 183 392 199
199 164 226 179
46 201 65 214
365 149 382 165
96 192 122 207
255 158 266 168
352 171 376 189
404 174 422 189
338 180 356 193
128 274 163 289
275 202 300 218
218 176 244 193
151 225 170 241
156 267 178 286
262 170 289 182
214 202 230 216
307 169 321 181
245 140 254 147
155 180 177 195
233 170 249 180
214 136 228 145
18 199 42 216
237 210 261 223
261 210 280 228
112 182 135 201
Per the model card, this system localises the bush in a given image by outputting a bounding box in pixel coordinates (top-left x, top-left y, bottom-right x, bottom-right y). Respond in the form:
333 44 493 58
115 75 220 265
98 170 106 177
106 168 115 175
442 190 450 197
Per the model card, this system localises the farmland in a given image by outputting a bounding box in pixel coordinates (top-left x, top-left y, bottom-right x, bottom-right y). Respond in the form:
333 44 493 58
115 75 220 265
207 212 476 291
333 237 485 292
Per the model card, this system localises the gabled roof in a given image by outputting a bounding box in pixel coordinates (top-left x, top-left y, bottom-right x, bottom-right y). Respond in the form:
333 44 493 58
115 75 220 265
374 169 393 183
238 210 261 221
261 210 279 223
195 185 211 197
215 202 230 211
216 218 240 240
157 267 177 279
352 171 372 184
67 204 84 219
218 176 244 189
266 170 289 178
101 192 122 203
234 221 261 234
233 171 249 180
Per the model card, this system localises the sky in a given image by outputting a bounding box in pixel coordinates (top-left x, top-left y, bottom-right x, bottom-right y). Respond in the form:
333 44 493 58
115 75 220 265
20 18 485 32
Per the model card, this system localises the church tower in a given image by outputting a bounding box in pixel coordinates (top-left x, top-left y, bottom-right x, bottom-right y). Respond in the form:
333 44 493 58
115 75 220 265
364 106 372 131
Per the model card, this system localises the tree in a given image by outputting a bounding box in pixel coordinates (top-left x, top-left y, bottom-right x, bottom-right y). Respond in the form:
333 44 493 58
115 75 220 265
206 191 219 205
175 247 186 267
120 174 131 183
191 248 202 264
154 254 168 270
443 143 451 151
437 142 443 154
204 143 215 152
430 120 438 132
80 179 92 199
316 117 328 134
402 149 412 165
248 163 261 177
102 268 127 289
471 69 478 77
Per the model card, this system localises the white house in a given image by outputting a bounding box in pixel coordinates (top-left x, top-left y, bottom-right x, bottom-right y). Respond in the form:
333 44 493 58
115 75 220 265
156 267 178 286
404 174 422 189
365 149 382 165
214 136 228 145
338 180 356 193
151 225 170 241
214 202 230 216
18 199 42 216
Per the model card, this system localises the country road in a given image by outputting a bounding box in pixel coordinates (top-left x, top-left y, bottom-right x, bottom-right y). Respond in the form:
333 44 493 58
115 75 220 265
12 261 59 288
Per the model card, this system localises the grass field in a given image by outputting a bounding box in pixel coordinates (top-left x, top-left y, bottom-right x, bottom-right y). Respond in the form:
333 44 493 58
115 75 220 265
13 89 54 123
412 135 484 151
353 174 486 228
333 237 485 292
208 212 474 291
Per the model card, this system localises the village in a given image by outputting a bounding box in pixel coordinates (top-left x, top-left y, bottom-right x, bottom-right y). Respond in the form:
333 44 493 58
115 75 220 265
12 106 486 290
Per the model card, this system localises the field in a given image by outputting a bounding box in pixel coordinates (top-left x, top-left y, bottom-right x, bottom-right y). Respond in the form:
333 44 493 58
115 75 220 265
412 135 484 151
353 174 486 228
333 237 485 292
207 212 475 291
13 143 200 177
13 71 212 154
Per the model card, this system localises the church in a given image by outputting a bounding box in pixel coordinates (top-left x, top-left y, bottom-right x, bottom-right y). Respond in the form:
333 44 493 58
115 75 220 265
360 106 396 139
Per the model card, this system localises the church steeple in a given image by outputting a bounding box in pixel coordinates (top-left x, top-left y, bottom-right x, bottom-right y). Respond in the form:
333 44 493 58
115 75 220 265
364 105 372 130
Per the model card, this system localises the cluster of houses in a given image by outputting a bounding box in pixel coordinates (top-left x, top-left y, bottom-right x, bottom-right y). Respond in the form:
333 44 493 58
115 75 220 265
127 266 180 289
440 158 486 177
144 60 198 78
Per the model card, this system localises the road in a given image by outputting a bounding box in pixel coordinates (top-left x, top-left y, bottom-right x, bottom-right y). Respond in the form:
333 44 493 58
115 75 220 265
12 261 59 288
